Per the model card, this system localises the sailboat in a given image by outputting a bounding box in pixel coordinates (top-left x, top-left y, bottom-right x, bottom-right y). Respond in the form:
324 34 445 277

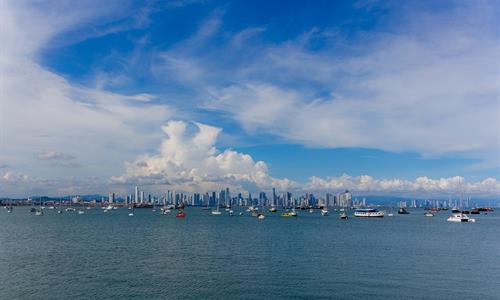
78 201 85 215
211 197 222 215
65 197 75 212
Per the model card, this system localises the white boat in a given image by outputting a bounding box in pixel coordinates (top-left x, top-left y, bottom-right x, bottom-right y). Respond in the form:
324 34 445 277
269 206 277 212
387 213 394 217
212 196 222 215
354 208 384 218
229 210 234 216
78 209 85 215
425 212 434 217
309 209 314 213
447 213 475 223
35 209 44 216
340 211 348 219
289 209 298 217
321 209 329 216
65 207 75 212
258 213 265 220
103 209 109 213
128 212 134 217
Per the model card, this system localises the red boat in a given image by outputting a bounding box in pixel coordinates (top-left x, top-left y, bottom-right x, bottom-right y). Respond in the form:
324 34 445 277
176 211 186 218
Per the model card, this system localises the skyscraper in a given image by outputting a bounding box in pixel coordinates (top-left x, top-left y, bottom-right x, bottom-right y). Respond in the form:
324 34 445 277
135 186 139 204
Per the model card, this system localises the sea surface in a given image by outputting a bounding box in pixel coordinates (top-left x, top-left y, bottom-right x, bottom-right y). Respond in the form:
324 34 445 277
1 207 499 299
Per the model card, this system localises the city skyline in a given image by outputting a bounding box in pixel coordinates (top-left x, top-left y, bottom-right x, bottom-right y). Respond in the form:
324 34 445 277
1 0 499 198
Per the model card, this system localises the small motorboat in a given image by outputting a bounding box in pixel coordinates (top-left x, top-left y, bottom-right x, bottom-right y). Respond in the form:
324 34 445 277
340 212 348 220
309 209 314 213
35 209 44 216
425 211 434 217
257 213 265 220
268 206 277 212
398 208 410 214
176 211 186 218
128 212 134 217
321 209 329 216
229 210 234 216
447 213 475 223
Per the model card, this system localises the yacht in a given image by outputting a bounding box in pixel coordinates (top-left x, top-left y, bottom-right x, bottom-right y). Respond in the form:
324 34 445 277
354 208 384 218
447 212 475 223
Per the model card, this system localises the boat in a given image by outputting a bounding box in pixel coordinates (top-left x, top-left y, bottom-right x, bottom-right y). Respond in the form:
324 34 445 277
258 213 265 220
7 206 13 213
269 206 277 212
128 212 134 217
78 209 85 215
238 212 243 216
35 209 44 216
212 196 222 215
321 208 329 216
470 208 480 214
398 207 410 214
229 210 234 216
354 208 384 218
447 212 475 223
176 210 186 218
340 211 348 219
282 209 298 217
309 208 314 213
425 211 434 217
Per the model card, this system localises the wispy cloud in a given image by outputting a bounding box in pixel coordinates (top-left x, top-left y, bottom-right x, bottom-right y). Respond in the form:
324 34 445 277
155 2 499 167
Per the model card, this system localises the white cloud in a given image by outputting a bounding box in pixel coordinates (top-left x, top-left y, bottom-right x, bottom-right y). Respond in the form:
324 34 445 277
0 1 174 179
308 174 500 197
112 121 297 192
156 2 499 167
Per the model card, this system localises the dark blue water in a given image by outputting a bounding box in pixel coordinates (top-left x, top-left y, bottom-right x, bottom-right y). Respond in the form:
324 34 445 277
1 207 499 299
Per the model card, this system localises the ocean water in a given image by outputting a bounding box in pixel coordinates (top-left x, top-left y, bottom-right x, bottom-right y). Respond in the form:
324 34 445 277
1 207 499 299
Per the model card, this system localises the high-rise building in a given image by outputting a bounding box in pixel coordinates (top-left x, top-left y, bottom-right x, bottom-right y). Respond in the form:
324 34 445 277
108 192 115 204
135 186 139 204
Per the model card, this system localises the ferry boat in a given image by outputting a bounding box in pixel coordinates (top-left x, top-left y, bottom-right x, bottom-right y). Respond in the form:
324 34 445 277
354 208 384 218
447 212 475 223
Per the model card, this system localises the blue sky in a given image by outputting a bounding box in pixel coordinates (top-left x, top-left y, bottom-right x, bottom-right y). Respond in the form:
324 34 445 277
0 0 499 197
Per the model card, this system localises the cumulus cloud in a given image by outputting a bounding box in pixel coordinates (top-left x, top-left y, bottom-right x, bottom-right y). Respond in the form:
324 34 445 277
308 174 500 197
112 121 298 192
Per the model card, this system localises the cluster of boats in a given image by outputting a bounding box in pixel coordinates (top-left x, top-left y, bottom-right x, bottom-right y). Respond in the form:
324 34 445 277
5 204 492 223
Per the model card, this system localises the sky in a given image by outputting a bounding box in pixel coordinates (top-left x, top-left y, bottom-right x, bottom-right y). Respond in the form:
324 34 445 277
0 0 499 198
